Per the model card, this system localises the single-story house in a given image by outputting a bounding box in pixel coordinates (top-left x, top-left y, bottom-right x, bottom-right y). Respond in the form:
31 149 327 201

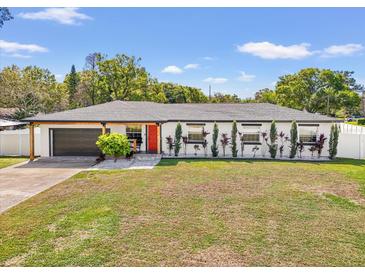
23 101 339 160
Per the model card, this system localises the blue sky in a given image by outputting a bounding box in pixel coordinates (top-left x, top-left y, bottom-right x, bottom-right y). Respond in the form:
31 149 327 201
1 8 365 98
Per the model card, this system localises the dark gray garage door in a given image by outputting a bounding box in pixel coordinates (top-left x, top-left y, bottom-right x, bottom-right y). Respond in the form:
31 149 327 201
52 128 106 156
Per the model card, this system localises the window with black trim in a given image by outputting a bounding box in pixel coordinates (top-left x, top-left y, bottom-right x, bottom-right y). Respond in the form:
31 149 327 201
187 125 204 143
126 125 142 143
241 124 261 144
299 125 318 144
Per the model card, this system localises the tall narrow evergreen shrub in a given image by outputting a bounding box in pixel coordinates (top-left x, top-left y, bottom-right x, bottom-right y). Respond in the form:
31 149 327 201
174 122 182 156
231 121 238 157
328 124 339 159
289 121 298 158
211 123 219 157
268 120 278 158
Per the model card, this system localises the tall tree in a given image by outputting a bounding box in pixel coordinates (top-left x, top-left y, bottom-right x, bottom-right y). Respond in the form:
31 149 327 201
0 8 13 28
0 65 67 119
66 65 79 107
275 68 363 116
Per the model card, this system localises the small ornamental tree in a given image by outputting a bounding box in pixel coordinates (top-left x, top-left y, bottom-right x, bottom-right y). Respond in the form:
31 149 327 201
193 144 200 156
182 136 188 155
231 121 238 157
328 124 339 159
289 121 298 158
267 120 278 158
261 132 268 157
166 136 174 156
220 133 230 157
278 131 288 158
211 123 219 157
96 133 130 162
297 141 305 158
174 122 182 156
252 145 259 158
238 132 245 157
202 129 210 156
316 134 327 158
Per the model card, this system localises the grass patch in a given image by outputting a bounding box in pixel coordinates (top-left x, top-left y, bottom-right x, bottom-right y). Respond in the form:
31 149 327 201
1 158 365 266
0 157 27 169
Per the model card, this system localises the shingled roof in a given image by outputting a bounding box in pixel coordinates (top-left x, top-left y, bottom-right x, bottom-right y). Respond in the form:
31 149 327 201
23 100 338 123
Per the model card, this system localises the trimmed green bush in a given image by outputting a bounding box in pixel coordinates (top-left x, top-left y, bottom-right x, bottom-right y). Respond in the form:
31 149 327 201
357 118 365 125
231 121 238 157
268 120 278 158
328 124 339 159
289 121 298 158
96 133 130 162
174 122 182 156
211 123 219 157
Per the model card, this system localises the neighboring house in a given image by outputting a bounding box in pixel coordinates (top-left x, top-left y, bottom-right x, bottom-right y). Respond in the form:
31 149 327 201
0 108 27 131
23 101 339 159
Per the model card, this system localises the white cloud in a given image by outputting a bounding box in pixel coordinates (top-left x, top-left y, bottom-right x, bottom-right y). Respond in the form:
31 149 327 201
237 71 256 82
203 56 215 61
0 40 48 55
322 43 364 57
203 77 228 84
6 53 32 59
237 41 313 60
161 65 183 74
184 63 199 69
18 8 92 25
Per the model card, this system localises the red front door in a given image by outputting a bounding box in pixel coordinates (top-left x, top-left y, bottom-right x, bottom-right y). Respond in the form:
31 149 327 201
148 125 158 153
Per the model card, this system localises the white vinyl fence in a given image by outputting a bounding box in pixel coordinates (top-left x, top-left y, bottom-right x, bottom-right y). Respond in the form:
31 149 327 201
0 128 40 156
337 123 365 159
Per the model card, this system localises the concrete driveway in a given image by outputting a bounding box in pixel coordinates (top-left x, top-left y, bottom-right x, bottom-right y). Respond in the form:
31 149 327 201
0 157 95 213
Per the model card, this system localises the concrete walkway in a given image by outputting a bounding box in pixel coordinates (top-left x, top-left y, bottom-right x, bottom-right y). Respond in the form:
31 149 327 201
0 157 95 214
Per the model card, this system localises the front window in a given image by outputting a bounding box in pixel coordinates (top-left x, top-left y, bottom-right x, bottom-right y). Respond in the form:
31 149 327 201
188 124 204 143
299 125 318 143
126 125 142 143
241 124 261 144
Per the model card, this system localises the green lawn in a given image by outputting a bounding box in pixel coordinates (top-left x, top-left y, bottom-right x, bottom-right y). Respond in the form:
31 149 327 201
0 157 27 169
1 158 365 266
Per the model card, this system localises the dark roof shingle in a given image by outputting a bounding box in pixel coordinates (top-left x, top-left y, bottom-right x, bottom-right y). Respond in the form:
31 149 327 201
23 100 338 123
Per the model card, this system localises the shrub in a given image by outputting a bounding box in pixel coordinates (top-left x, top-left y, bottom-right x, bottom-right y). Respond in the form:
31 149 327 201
174 122 182 156
278 131 288 158
231 121 238 157
297 141 304 158
96 133 130 162
328 124 339 159
358 118 365 125
211 123 219 157
193 144 200 156
289 121 298 158
267 120 278 158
